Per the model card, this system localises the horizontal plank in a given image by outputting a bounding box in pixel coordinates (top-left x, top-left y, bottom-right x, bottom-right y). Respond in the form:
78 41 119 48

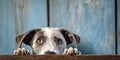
0 55 120 60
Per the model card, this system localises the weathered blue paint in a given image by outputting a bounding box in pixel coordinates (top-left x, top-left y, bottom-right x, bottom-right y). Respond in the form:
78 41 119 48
118 0 120 54
50 0 115 54
0 0 117 55
0 0 16 55
0 0 47 55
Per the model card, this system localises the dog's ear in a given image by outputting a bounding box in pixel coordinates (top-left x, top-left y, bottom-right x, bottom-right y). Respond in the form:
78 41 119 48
16 29 41 48
60 29 80 46
73 34 80 45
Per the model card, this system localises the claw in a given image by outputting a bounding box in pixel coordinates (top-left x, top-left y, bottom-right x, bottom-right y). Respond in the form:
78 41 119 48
63 47 80 55
63 49 68 55
14 48 30 55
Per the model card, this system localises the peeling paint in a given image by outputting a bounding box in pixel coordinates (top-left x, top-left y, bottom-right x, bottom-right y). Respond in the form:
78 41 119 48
66 0 71 14
85 0 100 11
19 4 24 34
11 0 30 35
0 0 47 54
106 35 113 48
75 0 83 23
50 0 115 54
15 12 18 35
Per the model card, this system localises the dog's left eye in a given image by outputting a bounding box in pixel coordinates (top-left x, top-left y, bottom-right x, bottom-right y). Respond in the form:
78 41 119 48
54 37 62 45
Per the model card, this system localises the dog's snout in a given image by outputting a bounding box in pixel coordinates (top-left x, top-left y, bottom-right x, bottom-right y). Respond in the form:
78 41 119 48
45 51 56 55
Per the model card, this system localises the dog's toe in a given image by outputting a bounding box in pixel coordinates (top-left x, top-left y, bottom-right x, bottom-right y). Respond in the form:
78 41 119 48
74 48 80 55
63 49 68 55
14 48 30 55
14 50 17 55
67 47 74 55
63 47 80 55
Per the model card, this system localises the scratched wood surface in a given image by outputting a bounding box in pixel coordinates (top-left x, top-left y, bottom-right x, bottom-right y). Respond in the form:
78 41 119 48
50 0 115 54
0 55 120 60
0 0 47 54
118 0 120 54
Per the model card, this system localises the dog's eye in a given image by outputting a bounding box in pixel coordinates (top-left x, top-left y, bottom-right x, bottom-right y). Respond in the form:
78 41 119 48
54 37 62 45
36 36 45 45
37 39 44 45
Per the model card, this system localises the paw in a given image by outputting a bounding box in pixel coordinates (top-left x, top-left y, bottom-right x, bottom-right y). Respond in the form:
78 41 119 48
63 47 81 55
14 48 30 55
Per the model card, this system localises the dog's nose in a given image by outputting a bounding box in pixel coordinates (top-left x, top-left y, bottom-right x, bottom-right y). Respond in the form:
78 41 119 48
45 51 56 55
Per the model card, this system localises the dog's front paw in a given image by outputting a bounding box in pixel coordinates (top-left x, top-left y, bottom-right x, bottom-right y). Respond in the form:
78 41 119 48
14 48 30 55
63 47 81 55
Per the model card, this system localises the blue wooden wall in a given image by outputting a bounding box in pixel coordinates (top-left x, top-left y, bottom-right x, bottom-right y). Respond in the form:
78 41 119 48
118 0 120 54
0 0 119 55
50 0 115 54
0 0 47 55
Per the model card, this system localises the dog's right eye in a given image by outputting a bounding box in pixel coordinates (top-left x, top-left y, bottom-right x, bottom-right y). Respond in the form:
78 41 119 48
36 36 45 45
37 39 44 45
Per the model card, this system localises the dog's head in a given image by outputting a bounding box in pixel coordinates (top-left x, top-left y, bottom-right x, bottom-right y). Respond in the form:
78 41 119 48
16 28 80 55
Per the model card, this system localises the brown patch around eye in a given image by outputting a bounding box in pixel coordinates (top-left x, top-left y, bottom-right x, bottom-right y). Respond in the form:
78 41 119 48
37 39 43 45
54 37 63 45
36 36 46 45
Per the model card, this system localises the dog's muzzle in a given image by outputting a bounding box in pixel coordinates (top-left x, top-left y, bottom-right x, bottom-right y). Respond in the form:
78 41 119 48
45 51 57 55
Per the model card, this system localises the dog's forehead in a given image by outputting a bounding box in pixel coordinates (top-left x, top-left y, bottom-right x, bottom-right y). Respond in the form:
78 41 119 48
41 28 59 33
41 28 59 31
38 28 64 39
41 28 61 37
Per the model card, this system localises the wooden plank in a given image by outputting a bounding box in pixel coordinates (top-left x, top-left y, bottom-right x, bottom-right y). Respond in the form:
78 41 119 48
11 0 47 53
0 55 120 60
0 0 16 55
0 0 47 54
118 0 120 54
50 0 115 54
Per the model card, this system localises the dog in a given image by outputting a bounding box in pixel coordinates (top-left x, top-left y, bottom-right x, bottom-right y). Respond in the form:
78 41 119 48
14 28 81 55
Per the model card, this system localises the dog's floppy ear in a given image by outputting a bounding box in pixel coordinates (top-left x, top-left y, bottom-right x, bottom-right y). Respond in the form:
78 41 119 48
16 29 41 48
60 29 80 46
73 34 80 45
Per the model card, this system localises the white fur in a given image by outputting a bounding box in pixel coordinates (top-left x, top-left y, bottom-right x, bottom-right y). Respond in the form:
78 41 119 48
32 28 66 55
14 28 80 55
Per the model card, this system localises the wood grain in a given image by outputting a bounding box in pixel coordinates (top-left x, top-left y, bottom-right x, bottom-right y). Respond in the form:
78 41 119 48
0 55 120 60
0 0 47 54
50 0 115 54
118 0 120 54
